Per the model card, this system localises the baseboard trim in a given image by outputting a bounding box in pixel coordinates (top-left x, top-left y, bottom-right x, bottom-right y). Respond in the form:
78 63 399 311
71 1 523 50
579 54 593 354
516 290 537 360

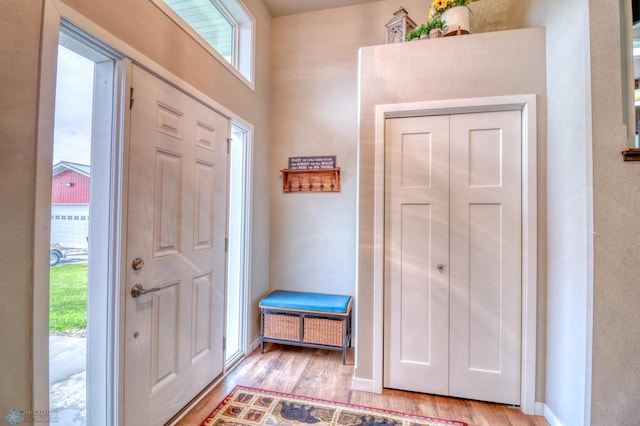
534 402 545 416
351 376 378 393
249 336 261 353
544 404 563 426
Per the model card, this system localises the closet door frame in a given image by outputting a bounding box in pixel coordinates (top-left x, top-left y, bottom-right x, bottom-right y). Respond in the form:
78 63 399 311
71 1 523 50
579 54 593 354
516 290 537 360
369 95 538 415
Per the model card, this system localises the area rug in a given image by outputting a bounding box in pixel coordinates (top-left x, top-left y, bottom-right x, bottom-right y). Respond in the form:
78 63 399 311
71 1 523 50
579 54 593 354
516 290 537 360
200 385 467 426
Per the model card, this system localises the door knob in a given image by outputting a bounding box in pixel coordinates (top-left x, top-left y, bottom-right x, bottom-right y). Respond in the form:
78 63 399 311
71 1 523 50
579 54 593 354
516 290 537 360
437 264 444 271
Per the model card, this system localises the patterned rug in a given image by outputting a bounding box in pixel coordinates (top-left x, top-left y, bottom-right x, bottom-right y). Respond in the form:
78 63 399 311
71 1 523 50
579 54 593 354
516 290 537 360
200 386 467 426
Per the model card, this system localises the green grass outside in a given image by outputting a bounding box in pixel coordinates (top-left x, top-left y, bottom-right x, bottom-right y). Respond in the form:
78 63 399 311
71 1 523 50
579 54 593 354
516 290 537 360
49 263 87 332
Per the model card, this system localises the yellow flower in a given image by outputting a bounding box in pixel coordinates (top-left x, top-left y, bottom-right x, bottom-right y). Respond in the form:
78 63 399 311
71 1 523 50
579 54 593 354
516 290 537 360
431 0 448 11
429 0 476 18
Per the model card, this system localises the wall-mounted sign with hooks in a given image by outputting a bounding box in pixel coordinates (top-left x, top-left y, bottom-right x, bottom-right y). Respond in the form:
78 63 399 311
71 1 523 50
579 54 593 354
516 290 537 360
288 155 336 170
282 155 340 193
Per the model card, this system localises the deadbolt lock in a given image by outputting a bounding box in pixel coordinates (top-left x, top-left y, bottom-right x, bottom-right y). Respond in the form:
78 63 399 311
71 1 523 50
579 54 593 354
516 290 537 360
132 257 144 271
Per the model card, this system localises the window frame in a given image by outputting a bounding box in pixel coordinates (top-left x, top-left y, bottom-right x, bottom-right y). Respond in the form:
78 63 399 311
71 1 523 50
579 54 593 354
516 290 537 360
149 0 255 90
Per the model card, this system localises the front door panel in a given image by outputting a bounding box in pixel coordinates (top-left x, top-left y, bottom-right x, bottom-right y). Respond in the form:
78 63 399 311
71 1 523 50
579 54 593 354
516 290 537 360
124 65 228 425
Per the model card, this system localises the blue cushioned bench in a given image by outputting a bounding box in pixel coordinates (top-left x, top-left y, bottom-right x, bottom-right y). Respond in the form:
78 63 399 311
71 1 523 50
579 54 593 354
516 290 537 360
260 290 353 364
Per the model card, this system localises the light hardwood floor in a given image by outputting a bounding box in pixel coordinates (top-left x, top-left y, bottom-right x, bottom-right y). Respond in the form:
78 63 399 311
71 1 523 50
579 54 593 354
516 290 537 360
174 344 549 426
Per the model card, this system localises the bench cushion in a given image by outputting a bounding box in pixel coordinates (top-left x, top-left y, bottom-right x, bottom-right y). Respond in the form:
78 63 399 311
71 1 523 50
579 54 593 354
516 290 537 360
260 290 351 314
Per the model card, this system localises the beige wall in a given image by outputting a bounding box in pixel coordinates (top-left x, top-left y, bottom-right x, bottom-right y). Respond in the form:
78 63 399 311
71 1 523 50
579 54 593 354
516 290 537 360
522 0 640 423
524 0 592 423
588 0 640 424
0 0 45 416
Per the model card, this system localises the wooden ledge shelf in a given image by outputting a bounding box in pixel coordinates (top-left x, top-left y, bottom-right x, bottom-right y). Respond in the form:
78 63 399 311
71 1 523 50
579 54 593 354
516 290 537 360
281 168 341 193
622 148 640 161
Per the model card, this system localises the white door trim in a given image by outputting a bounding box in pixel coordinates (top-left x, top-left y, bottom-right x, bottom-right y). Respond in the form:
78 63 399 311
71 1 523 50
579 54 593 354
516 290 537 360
371 95 538 414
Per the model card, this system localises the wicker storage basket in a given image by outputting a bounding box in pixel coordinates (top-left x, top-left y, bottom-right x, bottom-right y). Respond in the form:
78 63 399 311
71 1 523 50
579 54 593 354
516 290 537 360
303 317 343 347
263 313 301 341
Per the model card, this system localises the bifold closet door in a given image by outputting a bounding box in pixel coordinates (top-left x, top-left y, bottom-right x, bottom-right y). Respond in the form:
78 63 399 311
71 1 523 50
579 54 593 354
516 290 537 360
384 110 522 405
448 110 522 405
383 115 451 395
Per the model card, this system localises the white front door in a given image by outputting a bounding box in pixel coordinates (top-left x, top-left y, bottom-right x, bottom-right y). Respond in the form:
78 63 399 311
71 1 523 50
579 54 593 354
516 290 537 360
124 65 228 425
384 110 522 406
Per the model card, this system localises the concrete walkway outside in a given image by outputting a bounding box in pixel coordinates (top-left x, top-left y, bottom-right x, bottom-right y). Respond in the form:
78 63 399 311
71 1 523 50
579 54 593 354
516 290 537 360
50 336 86 426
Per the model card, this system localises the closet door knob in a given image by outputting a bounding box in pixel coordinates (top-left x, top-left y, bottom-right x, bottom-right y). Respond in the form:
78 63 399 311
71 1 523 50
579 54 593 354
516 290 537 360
437 264 444 271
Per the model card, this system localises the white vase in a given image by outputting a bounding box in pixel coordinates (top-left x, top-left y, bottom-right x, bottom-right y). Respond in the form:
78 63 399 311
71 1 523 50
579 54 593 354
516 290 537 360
442 6 470 36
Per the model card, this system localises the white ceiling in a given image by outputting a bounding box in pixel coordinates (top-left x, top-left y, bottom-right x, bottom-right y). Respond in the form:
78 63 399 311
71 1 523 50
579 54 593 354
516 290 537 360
263 0 383 17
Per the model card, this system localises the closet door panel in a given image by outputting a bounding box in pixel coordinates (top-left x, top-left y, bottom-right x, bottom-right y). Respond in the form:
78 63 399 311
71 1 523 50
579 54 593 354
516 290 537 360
383 116 450 394
448 110 522 405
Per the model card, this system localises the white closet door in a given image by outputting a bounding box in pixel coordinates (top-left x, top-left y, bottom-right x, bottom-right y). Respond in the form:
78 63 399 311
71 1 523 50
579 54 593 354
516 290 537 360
384 110 522 405
448 110 522 405
383 115 450 394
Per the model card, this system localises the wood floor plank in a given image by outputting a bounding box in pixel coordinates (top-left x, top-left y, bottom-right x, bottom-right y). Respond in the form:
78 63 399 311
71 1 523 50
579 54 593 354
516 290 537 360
173 344 549 426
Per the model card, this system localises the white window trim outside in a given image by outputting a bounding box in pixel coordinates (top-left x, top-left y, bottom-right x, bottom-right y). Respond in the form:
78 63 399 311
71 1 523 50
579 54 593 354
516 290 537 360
149 0 256 91
57 23 126 426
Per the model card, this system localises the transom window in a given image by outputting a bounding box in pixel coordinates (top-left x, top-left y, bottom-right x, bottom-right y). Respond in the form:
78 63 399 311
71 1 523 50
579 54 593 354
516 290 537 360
165 0 234 59
151 0 255 88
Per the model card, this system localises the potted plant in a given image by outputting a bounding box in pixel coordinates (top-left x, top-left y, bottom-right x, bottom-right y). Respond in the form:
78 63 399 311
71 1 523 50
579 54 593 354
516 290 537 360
406 23 429 41
428 0 478 36
406 18 447 41
428 18 446 38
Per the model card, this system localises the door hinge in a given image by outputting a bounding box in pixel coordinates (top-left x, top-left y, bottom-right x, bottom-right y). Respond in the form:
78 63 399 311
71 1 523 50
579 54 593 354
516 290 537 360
223 337 226 352
225 237 229 252
129 87 134 109
227 138 231 154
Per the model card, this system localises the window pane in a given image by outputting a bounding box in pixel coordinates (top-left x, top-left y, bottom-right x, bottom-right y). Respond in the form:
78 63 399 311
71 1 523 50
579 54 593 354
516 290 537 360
164 0 234 61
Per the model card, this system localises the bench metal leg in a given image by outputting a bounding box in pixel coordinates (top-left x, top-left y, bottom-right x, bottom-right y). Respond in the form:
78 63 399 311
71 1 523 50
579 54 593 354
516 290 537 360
342 315 348 364
260 310 265 353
